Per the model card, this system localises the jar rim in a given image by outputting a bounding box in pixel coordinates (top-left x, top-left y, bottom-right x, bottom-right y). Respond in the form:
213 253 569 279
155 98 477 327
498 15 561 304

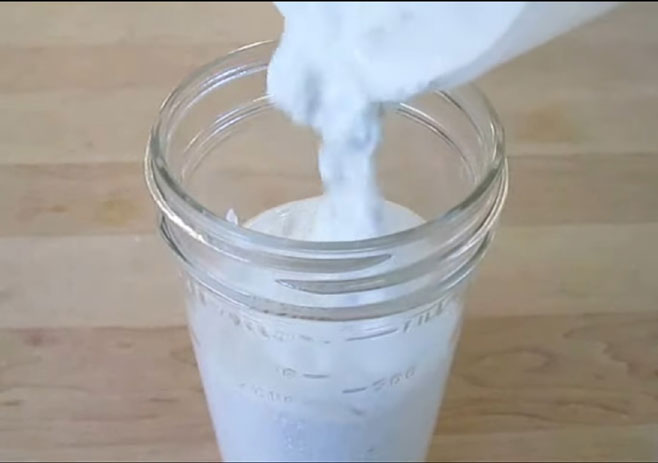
145 40 507 256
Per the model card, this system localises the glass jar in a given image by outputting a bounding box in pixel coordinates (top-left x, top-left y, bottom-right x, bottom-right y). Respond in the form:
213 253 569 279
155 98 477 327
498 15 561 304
145 41 507 462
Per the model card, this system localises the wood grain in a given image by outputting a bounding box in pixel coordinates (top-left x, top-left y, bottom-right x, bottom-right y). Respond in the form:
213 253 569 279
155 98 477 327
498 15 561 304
430 424 658 462
0 2 280 46
442 313 658 434
2 153 657 238
0 326 216 462
1 1 657 461
471 223 658 318
0 163 154 236
0 236 183 329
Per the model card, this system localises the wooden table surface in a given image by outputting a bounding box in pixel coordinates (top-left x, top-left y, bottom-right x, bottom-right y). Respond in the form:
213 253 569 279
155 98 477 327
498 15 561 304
1 2 657 461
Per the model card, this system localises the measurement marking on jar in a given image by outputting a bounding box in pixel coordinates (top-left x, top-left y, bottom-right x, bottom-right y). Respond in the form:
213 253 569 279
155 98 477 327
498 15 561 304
278 367 330 380
303 373 330 380
346 327 399 341
342 387 368 394
279 368 297 378
239 383 293 404
341 366 417 395
402 302 444 333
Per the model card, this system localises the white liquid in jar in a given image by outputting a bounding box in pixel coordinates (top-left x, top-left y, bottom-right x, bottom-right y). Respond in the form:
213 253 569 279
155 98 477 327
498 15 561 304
245 196 424 241
187 197 463 462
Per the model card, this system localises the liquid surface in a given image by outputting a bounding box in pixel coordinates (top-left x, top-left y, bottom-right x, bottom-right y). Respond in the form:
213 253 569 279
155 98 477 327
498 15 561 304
245 196 424 241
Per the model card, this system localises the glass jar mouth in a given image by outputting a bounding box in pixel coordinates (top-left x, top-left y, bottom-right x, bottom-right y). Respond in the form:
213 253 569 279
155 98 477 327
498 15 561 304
145 40 507 257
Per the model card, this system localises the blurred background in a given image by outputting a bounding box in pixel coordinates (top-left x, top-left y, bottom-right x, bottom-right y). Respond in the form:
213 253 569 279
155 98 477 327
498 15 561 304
1 2 657 461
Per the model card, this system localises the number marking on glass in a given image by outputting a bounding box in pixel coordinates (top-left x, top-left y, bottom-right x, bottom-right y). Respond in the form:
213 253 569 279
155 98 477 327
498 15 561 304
342 366 416 395
402 302 444 333
278 367 330 380
239 382 293 404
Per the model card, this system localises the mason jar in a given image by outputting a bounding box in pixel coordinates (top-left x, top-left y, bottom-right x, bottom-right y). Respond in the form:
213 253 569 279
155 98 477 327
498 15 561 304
145 41 507 462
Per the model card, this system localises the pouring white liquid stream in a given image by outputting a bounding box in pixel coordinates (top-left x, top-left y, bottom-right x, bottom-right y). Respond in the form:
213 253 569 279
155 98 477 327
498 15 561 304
266 1 617 241
188 3 619 461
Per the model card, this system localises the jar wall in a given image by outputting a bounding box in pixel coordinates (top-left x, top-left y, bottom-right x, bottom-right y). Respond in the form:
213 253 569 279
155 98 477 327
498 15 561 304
146 41 506 462
185 276 466 462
